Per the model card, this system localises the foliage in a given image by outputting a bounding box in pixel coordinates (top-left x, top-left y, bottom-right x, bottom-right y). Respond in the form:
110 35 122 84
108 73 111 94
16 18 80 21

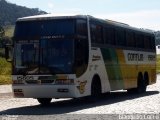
0 26 12 48
0 26 5 48
0 25 5 40
0 25 12 84
4 25 15 37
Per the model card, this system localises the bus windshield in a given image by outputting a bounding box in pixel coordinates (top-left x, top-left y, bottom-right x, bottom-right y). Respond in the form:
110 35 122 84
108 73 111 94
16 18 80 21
15 39 74 75
14 19 75 75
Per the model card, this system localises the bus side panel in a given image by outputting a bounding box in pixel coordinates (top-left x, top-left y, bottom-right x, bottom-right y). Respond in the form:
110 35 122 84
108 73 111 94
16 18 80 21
101 48 156 90
121 50 156 89
74 47 111 97
116 49 137 89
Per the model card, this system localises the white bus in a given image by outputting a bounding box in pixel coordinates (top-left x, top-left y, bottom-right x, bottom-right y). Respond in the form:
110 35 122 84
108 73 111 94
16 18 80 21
7 15 156 105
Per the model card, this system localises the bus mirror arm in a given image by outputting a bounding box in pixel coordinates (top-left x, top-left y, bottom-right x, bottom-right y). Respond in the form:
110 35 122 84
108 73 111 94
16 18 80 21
5 44 13 62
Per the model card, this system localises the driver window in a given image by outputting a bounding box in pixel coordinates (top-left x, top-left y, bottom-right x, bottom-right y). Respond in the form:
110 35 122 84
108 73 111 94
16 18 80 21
75 39 89 77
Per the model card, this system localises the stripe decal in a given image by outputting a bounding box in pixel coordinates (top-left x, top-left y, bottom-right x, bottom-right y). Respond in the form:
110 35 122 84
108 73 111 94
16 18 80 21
101 48 124 90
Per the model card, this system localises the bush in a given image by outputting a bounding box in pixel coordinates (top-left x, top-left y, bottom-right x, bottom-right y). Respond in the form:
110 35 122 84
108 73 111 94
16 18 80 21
157 55 160 73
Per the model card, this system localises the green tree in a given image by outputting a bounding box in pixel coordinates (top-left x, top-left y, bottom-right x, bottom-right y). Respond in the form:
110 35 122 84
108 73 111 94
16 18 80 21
0 26 5 40
0 26 5 48
0 26 5 38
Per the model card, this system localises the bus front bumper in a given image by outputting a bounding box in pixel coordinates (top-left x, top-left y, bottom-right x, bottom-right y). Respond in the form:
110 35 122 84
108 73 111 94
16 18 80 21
12 84 77 98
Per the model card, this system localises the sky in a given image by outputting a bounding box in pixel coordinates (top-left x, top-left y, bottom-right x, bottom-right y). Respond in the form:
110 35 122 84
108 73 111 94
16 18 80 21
8 0 160 31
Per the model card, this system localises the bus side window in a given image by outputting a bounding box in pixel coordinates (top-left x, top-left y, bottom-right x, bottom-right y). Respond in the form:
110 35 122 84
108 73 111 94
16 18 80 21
104 27 108 44
116 28 126 46
75 39 89 77
144 36 151 49
126 31 135 47
76 19 87 36
150 36 156 50
136 34 144 49
90 24 103 44
105 27 115 45
90 24 96 43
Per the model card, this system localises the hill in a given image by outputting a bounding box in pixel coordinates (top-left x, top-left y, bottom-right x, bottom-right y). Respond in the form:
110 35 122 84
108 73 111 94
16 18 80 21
0 0 47 26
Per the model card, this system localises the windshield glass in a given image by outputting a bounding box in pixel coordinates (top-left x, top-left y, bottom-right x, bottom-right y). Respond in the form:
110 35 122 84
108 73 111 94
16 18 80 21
40 39 74 74
15 42 39 68
15 39 74 75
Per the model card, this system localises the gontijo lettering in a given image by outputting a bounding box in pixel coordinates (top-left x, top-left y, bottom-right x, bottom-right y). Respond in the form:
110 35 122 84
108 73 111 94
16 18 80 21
128 53 143 61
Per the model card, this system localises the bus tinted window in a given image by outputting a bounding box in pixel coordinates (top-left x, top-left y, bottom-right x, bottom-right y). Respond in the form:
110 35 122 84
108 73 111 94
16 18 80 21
90 24 103 44
116 28 126 46
151 36 155 50
136 34 144 48
76 19 87 36
90 18 155 51
126 31 135 47
105 27 115 45
144 36 151 49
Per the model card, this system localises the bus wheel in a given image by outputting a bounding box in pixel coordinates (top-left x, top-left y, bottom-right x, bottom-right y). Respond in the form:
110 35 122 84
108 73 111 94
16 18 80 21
137 72 147 93
90 75 102 102
37 98 52 105
144 72 149 86
127 88 137 94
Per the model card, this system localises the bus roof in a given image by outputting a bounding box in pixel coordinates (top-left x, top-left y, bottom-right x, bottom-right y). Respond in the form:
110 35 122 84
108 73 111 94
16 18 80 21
17 14 87 21
17 14 154 35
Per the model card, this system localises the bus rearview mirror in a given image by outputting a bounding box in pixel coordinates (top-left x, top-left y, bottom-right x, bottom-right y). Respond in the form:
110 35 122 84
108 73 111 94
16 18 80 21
5 44 12 62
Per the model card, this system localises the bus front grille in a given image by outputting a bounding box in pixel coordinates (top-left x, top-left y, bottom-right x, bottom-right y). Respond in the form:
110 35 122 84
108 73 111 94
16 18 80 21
25 80 54 84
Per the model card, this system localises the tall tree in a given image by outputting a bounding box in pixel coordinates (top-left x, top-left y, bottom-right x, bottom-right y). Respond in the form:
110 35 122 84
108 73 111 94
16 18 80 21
0 26 5 39
0 25 5 48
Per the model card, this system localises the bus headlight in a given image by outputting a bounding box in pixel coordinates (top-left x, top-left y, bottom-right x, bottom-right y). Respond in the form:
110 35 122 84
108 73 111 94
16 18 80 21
55 79 74 85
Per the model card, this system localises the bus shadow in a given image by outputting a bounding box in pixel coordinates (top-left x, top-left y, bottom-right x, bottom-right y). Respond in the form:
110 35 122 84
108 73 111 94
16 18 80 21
0 90 159 115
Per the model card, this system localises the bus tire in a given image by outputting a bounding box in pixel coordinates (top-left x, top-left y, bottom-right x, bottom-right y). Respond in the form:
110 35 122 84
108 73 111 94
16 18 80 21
127 72 147 94
37 98 52 105
144 72 149 86
127 88 137 94
90 75 102 102
137 72 147 93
